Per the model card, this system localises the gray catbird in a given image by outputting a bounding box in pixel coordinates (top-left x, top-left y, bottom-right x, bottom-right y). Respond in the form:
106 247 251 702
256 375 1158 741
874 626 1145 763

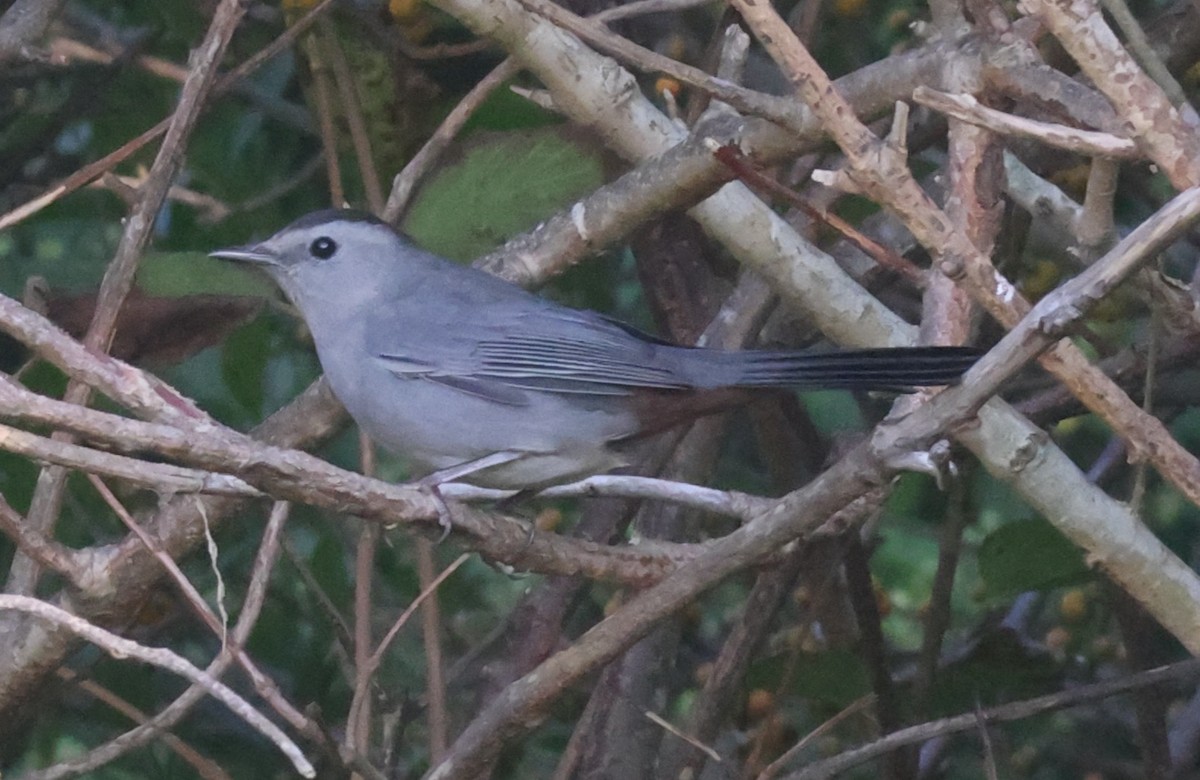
211 209 977 489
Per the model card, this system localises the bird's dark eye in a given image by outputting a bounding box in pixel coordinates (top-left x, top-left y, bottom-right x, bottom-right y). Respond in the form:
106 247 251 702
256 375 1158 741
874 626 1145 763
309 236 338 260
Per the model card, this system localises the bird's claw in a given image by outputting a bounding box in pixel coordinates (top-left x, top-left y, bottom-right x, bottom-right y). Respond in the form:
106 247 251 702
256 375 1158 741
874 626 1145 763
417 478 455 543
882 439 956 490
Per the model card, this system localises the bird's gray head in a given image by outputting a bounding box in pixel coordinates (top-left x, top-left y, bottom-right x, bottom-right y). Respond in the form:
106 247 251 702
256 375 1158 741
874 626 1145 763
210 209 408 310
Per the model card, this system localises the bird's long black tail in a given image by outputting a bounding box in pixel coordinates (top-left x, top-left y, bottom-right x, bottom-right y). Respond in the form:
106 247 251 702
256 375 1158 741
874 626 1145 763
691 346 981 390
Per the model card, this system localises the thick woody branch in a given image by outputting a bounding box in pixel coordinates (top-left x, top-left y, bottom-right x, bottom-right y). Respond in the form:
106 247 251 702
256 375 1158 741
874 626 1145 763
0 417 260 498
0 374 685 585
427 223 1200 775
399 0 1200 771
728 0 1200 535
0 496 81 586
1020 0 1200 189
12 0 251 604
416 172 1200 780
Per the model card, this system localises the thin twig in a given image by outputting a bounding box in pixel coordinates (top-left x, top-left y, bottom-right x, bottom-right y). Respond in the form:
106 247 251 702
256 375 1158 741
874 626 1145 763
346 519 381 758
416 538 450 760
48 35 313 133
344 430 379 758
710 141 926 285
0 0 339 231
791 659 1200 780
383 58 521 221
283 536 356 650
228 153 326 218
345 552 469 761
912 474 969 711
87 171 233 222
89 475 228 637
320 18 385 212
11 0 250 602
758 695 876 779
53 668 232 780
441 474 773 521
644 710 721 763
912 87 1138 158
368 554 470 674
0 594 315 777
396 36 494 60
19 502 301 780
0 493 81 584
303 28 345 206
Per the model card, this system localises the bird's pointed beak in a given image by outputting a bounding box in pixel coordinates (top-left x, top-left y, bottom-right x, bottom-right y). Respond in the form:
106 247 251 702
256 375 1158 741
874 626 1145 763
209 244 279 265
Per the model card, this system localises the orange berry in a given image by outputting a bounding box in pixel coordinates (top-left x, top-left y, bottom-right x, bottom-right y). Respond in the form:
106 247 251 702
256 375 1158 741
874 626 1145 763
654 77 682 99
745 688 775 722
1059 588 1088 623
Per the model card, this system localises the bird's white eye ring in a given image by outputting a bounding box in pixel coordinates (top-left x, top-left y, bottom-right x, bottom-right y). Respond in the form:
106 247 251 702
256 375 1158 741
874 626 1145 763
309 236 338 259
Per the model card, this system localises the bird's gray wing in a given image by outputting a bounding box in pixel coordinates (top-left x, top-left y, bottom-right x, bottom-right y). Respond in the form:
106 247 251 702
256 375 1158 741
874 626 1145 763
369 303 691 404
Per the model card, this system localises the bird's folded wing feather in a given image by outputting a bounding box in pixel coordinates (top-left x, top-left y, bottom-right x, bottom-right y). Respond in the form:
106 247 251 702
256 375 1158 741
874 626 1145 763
370 305 691 402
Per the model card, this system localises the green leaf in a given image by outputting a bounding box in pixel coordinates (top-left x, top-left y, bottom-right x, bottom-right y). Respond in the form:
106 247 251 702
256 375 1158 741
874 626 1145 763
137 251 278 298
462 84 565 132
221 316 271 416
927 627 1062 715
748 650 871 707
401 127 606 261
790 650 871 705
978 518 1091 599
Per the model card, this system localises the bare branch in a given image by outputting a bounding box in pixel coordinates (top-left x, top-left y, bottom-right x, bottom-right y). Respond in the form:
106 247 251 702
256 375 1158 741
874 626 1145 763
913 87 1139 158
0 595 315 778
1020 0 1200 189
789 659 1200 780
0 0 339 232
0 418 259 497
0 367 687 584
22 503 298 780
